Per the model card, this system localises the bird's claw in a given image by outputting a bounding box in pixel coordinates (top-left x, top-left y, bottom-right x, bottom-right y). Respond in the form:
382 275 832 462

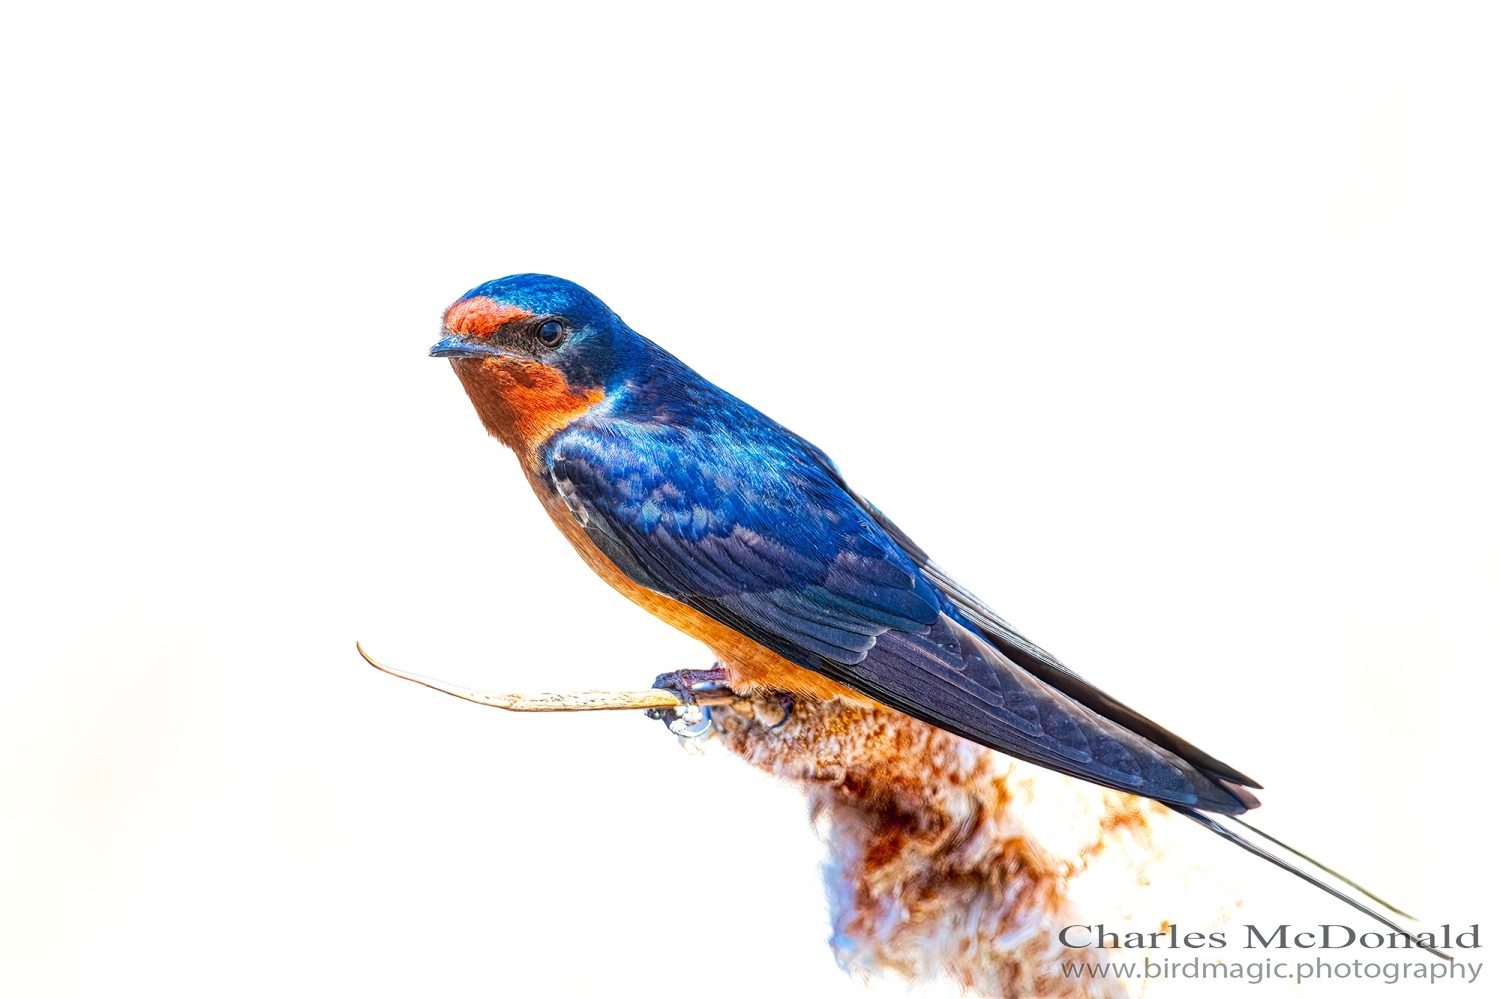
646 666 732 738
766 691 796 729
666 704 715 738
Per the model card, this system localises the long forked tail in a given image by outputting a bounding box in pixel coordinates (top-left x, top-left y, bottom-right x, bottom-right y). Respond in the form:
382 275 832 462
1172 806 1453 961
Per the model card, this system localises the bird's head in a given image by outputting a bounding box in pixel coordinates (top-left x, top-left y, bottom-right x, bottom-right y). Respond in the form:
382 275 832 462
431 274 627 457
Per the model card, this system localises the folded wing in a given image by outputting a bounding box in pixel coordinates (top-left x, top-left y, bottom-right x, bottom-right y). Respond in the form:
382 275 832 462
547 421 1253 813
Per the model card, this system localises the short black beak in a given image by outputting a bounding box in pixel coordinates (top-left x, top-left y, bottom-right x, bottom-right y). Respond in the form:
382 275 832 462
429 334 509 359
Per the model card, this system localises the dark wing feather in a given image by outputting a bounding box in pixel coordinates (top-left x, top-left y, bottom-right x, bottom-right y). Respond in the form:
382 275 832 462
547 422 1251 813
850 494 1261 789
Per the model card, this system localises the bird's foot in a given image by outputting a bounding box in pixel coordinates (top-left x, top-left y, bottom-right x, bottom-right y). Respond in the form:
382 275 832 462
650 666 730 701
646 665 732 738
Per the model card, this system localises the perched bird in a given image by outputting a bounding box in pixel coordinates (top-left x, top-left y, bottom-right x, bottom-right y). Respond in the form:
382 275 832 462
428 273 1433 976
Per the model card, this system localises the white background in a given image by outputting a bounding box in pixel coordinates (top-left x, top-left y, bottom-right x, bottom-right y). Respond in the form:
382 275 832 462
2 3 1496 996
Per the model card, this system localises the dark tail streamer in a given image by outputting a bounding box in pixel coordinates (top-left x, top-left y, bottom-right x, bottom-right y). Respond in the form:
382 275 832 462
1170 806 1452 961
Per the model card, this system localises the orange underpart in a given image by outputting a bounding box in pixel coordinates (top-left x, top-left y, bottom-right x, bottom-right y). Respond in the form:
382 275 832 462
444 297 533 338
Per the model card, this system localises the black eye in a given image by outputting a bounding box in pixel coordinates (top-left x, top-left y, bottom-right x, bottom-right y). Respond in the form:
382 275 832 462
536 320 565 348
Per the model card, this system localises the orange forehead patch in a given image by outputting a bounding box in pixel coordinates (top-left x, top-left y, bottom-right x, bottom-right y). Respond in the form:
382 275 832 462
444 297 533 338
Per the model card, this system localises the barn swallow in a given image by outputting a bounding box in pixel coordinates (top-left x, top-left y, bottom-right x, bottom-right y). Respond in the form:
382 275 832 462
429 273 1432 948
